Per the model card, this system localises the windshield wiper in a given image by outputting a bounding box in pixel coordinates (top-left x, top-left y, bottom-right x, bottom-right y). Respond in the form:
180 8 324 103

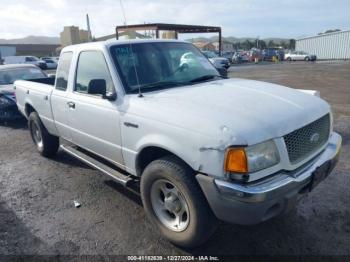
189 75 223 83
131 81 191 93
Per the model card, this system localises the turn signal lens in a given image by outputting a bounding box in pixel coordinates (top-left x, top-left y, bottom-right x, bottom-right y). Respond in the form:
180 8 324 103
224 148 248 173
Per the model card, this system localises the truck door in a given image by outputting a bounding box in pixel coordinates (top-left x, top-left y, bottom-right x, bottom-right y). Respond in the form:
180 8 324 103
66 50 124 166
51 52 73 141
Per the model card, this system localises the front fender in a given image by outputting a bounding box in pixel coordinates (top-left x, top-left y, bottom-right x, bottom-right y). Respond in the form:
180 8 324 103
120 115 234 178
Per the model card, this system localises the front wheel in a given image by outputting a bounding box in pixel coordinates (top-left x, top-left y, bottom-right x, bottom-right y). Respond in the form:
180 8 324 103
140 156 218 248
28 112 59 157
305 57 310 61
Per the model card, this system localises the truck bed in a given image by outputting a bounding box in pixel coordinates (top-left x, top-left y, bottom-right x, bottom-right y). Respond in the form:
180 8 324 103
29 77 56 86
14 78 57 135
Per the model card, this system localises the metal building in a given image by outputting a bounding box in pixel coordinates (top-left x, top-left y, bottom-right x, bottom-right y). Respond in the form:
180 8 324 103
0 46 16 58
296 30 350 60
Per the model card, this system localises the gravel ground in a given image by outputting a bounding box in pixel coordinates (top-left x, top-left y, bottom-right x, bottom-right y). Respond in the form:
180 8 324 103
0 61 349 257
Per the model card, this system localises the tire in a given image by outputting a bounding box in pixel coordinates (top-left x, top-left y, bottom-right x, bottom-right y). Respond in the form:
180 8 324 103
141 155 218 248
28 111 59 157
305 57 310 61
287 57 292 62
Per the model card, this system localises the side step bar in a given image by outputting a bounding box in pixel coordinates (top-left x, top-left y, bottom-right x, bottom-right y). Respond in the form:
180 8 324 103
60 144 133 187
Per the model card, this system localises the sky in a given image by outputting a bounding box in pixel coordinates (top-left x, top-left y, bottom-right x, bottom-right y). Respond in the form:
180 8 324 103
0 0 349 40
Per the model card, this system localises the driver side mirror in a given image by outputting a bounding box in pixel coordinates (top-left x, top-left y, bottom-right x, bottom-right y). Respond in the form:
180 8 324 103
104 91 117 101
88 79 117 101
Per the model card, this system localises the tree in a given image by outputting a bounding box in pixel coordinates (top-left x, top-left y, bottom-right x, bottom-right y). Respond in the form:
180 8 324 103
325 29 341 34
268 40 275 48
241 40 253 50
233 42 241 50
280 40 287 49
318 29 341 35
259 40 267 49
289 39 296 50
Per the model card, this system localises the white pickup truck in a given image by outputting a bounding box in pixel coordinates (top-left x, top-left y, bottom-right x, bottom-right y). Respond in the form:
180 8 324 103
15 39 342 248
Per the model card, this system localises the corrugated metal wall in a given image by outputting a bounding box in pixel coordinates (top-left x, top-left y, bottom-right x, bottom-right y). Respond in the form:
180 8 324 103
296 30 350 60
0 46 16 57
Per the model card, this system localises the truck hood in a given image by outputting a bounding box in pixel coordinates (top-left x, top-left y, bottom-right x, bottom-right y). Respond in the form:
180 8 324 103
125 78 330 146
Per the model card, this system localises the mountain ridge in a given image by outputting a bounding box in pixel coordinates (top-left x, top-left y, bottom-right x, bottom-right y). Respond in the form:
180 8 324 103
0 35 294 45
185 36 293 44
0 36 60 45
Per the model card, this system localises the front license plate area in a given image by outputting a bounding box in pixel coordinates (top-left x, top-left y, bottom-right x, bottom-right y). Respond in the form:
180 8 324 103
310 162 330 191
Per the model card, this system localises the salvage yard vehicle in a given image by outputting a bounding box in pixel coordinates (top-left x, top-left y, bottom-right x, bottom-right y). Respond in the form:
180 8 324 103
41 58 58 69
247 48 263 62
262 48 285 61
202 51 230 69
3 56 47 70
232 51 249 63
285 51 317 61
0 64 47 121
14 39 342 248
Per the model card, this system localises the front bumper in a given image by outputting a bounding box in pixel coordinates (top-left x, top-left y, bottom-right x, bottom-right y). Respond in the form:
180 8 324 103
0 105 22 121
196 132 342 225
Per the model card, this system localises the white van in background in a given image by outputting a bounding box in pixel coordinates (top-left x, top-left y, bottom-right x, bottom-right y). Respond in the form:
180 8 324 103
3 56 47 70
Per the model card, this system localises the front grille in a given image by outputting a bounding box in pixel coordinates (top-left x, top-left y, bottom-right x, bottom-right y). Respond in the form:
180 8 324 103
284 114 330 164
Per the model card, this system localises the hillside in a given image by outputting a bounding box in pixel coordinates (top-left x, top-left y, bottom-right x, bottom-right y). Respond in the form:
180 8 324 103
0 35 293 45
186 36 293 44
0 36 60 45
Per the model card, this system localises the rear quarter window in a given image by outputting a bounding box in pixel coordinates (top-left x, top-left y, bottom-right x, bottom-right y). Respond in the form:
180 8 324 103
55 52 73 91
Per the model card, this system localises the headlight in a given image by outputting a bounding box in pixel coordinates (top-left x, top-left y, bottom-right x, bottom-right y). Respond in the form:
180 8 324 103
246 140 280 172
224 140 280 175
0 96 12 106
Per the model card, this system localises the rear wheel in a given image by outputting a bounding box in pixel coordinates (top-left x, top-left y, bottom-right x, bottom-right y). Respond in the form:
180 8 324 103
141 155 218 248
28 112 59 157
287 57 292 62
305 57 310 61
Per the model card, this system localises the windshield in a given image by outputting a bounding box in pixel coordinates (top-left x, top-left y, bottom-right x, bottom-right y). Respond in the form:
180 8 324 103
110 42 220 94
0 67 46 85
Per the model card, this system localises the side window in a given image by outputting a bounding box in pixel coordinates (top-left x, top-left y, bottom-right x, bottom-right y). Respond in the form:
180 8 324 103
75 51 114 95
55 52 73 91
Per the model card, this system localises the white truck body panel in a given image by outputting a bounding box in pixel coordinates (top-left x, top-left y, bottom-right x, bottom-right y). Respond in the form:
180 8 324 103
14 39 332 181
13 39 342 231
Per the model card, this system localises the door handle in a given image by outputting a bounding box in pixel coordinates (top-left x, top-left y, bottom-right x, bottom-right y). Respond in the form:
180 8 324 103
67 102 75 109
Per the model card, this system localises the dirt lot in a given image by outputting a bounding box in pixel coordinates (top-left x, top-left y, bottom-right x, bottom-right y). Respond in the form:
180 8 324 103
0 61 349 257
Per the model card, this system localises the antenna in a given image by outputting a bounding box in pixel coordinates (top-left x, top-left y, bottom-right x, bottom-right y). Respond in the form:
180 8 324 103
119 0 143 97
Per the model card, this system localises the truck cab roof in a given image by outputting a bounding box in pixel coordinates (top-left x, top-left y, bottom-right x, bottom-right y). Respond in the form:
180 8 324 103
61 39 190 53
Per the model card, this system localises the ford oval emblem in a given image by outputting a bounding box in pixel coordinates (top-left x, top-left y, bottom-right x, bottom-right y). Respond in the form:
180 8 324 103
310 133 320 143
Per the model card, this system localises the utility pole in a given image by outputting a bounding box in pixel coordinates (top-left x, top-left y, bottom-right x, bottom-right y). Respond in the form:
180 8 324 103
86 14 92 42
